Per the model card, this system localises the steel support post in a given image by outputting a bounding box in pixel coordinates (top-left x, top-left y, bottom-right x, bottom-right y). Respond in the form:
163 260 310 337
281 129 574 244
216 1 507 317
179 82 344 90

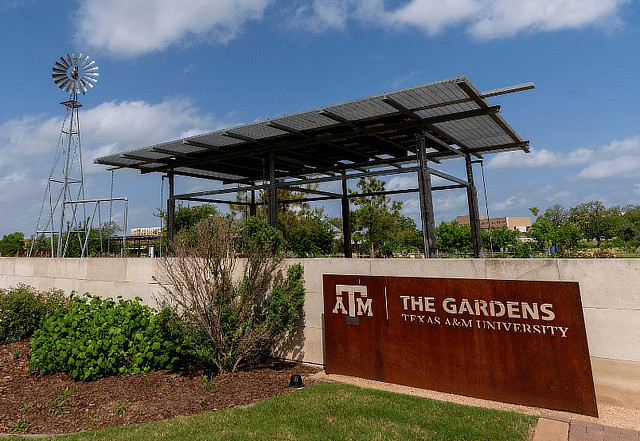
268 152 278 228
417 132 438 258
465 155 484 258
167 171 175 256
341 172 352 258
249 185 257 217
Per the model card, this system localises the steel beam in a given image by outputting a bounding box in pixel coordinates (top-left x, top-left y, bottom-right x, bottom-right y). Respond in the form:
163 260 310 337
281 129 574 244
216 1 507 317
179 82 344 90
341 171 352 258
465 155 484 258
268 152 278 228
167 170 175 256
417 133 438 258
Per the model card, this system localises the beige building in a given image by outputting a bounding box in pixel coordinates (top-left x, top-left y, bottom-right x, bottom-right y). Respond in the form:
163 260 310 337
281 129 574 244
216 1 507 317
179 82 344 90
455 215 531 233
130 227 163 236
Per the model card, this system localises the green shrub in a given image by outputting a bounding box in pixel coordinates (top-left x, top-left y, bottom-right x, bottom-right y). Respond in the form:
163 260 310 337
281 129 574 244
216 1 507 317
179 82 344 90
29 294 183 381
0 284 68 343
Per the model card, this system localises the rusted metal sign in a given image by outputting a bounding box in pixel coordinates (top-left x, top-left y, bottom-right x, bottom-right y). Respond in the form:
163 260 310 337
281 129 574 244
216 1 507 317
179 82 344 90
323 275 598 417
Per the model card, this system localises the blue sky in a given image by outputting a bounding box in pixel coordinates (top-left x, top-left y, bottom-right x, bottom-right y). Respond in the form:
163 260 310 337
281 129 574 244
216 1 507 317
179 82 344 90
1 0 640 237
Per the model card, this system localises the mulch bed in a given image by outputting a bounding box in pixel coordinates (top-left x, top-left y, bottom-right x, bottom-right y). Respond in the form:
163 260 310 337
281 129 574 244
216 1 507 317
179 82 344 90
0 340 321 435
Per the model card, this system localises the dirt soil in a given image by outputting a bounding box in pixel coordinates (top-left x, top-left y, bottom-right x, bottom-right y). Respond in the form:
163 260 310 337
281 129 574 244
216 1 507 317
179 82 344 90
0 340 321 435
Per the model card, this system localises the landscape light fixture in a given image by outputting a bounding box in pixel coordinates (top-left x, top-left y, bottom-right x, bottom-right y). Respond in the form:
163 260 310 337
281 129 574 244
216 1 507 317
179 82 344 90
289 374 304 388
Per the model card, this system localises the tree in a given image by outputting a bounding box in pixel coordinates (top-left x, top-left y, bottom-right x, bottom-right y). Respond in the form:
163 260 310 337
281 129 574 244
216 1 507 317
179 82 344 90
350 177 403 258
569 201 618 247
0 232 25 256
544 204 569 227
616 205 640 252
530 206 581 256
172 203 219 233
281 210 335 257
436 221 472 255
156 215 305 373
231 186 335 257
381 216 424 256
482 227 519 253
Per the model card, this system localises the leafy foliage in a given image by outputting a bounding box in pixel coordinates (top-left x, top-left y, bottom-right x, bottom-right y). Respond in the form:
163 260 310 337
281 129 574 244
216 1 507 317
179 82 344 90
231 186 336 257
173 203 220 233
436 221 473 255
281 210 335 257
350 177 406 257
0 232 25 256
0 284 68 343
615 205 640 252
29 294 182 381
530 205 585 256
482 227 519 253
156 215 305 373
569 201 619 247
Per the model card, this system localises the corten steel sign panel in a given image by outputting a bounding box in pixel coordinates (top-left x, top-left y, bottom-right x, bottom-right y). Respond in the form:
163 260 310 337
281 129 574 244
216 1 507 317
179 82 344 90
323 275 598 417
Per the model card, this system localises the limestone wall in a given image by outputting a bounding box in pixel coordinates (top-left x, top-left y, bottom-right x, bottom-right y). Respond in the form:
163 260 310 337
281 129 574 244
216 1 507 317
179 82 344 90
1 257 639 408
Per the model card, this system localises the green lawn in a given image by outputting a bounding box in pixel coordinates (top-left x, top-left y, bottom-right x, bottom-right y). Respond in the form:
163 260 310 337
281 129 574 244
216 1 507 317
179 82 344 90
4 383 537 441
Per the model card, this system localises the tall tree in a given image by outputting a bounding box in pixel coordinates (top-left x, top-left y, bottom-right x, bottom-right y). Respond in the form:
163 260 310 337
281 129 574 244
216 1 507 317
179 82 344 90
617 205 640 252
349 177 403 258
530 205 584 256
544 204 569 227
569 201 618 247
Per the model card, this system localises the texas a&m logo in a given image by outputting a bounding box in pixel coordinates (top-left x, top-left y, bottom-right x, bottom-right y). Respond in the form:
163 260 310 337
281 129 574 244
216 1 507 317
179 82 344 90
332 285 373 324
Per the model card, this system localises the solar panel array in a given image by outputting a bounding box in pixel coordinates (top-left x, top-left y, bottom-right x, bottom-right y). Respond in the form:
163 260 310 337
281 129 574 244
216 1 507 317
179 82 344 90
95 76 528 183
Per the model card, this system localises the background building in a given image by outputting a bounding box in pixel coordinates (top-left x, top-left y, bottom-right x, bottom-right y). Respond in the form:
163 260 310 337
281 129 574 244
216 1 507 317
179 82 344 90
130 227 162 237
455 215 531 233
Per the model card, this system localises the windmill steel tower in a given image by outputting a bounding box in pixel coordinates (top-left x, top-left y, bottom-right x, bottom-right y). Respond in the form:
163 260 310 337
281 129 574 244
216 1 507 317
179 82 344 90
30 53 99 257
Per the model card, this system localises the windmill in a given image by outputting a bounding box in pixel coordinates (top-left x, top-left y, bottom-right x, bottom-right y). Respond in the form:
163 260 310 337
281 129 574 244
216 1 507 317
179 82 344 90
30 53 99 257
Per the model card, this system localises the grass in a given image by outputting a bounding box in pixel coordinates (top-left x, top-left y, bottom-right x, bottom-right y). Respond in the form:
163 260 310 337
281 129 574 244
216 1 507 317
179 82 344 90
47 387 77 415
2 383 537 441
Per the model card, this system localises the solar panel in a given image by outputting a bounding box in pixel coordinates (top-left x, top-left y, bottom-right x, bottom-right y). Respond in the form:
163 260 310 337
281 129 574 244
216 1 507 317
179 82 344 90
95 76 529 181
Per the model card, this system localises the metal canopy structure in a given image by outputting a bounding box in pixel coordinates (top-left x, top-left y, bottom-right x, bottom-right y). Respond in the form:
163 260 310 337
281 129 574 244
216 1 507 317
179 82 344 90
96 76 532 258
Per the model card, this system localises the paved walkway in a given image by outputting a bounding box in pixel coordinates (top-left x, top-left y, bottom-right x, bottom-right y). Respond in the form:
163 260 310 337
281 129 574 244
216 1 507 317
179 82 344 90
534 417 640 441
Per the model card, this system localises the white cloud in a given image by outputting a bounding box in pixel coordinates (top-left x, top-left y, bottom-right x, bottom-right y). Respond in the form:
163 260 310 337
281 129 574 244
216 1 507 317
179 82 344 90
75 0 272 57
573 135 640 180
549 190 571 202
486 147 593 169
390 71 420 89
0 98 227 234
488 134 640 181
293 0 628 40
0 98 217 175
386 0 480 35
575 156 640 180
401 198 421 216
433 192 467 213
291 0 384 32
490 195 516 212
467 0 627 40
0 173 27 202
387 175 416 191
73 0 629 57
